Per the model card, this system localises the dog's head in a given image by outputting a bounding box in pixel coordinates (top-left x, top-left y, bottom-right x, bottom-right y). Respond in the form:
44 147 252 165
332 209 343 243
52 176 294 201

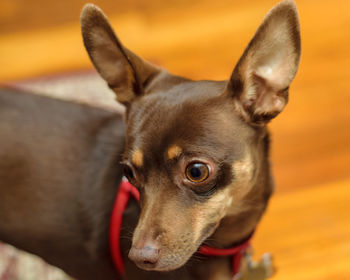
81 0 300 272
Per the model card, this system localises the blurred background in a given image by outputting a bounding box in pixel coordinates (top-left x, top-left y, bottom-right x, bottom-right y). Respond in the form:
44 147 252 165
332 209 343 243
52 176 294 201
0 0 349 279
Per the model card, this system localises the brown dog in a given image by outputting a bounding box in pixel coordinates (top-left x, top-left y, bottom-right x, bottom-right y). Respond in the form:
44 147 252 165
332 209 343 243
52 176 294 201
0 1 300 279
80 0 300 278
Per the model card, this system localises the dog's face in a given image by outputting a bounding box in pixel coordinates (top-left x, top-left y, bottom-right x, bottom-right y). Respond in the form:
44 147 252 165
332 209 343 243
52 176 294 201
122 81 256 270
81 0 300 272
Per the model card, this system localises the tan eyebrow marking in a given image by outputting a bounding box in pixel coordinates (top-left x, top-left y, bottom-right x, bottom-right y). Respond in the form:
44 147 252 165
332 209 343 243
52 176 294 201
131 149 144 167
167 145 182 160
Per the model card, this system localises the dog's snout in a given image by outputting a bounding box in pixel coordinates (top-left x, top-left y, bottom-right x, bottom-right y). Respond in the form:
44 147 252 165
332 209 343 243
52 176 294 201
129 244 160 269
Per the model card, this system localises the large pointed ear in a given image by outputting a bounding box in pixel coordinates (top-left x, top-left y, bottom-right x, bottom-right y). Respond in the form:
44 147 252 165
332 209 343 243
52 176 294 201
226 0 301 125
80 4 160 106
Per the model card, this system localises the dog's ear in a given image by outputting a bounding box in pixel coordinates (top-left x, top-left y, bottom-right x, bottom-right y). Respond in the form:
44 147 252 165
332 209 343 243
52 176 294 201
226 0 301 125
81 4 160 106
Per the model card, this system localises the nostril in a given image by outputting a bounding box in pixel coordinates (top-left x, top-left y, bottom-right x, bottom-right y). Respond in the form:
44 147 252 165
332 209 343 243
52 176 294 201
129 245 160 267
142 247 159 263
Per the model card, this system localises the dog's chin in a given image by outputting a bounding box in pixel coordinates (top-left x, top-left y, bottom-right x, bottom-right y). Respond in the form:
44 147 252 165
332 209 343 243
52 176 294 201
135 262 184 272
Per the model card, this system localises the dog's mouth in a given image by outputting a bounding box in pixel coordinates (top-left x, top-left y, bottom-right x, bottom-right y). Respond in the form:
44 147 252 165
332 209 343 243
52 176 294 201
129 224 219 272
129 247 194 272
127 208 228 272
133 259 185 272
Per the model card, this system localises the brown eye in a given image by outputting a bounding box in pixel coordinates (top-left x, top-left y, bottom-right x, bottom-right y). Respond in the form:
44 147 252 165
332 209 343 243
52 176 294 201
186 162 210 183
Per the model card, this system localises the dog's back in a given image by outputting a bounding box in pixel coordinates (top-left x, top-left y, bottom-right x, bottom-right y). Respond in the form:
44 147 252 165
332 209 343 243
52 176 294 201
0 88 124 280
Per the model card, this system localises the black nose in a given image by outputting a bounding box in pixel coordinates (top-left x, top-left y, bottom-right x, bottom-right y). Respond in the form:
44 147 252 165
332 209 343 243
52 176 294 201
128 244 160 269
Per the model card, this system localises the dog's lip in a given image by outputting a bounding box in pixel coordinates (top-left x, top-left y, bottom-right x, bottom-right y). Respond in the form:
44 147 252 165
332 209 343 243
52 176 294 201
134 260 158 271
132 250 190 272
135 260 186 272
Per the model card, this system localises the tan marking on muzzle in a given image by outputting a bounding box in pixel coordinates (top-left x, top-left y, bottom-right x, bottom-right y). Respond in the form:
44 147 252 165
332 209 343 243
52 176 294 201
192 188 231 242
132 149 144 167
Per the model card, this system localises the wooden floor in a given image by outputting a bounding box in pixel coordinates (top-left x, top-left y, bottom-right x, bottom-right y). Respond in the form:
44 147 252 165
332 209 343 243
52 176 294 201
0 0 349 279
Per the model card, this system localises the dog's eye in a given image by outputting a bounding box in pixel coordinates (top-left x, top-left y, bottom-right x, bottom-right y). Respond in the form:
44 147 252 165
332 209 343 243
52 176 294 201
186 162 209 183
123 165 135 182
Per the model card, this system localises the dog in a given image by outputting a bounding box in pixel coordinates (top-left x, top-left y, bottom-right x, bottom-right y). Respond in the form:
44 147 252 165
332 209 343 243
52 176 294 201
0 1 300 279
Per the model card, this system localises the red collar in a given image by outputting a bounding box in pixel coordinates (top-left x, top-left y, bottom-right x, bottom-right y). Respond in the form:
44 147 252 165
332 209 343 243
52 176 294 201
109 179 252 276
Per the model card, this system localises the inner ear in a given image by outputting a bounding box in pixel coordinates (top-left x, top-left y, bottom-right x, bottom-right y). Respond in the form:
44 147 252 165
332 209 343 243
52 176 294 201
226 0 301 125
81 4 160 106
